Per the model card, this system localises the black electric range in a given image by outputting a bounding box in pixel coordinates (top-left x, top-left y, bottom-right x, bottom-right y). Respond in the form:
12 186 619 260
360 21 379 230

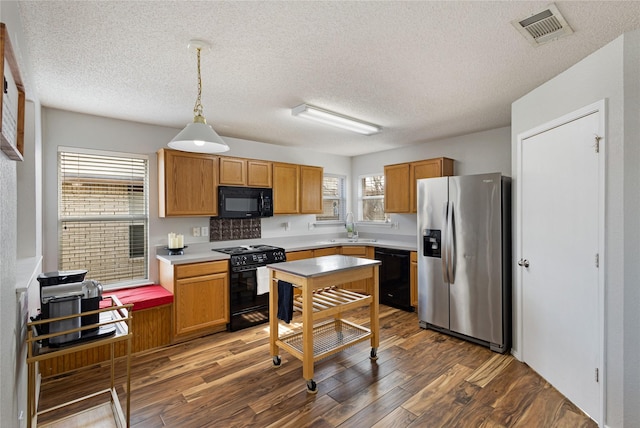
213 245 286 331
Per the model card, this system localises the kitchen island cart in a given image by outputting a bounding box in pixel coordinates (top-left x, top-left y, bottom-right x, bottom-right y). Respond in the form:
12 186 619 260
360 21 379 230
268 254 380 393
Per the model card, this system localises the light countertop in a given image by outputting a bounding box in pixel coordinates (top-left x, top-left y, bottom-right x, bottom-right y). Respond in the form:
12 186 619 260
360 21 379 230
156 234 417 265
266 254 380 278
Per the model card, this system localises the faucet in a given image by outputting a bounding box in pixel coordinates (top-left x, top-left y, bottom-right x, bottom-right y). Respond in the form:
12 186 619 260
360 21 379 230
345 212 357 239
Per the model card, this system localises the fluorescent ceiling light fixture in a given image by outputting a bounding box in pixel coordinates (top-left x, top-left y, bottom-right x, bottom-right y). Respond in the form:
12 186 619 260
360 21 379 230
169 39 229 154
291 104 381 135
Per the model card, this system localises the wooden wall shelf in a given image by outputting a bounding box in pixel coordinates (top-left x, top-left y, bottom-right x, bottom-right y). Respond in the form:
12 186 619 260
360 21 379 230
0 22 25 161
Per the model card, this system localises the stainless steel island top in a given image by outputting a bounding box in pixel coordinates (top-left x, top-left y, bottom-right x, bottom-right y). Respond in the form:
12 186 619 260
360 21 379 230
266 254 380 278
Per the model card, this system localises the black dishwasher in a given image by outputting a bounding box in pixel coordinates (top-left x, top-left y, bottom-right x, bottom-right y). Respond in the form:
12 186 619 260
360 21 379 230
375 248 413 312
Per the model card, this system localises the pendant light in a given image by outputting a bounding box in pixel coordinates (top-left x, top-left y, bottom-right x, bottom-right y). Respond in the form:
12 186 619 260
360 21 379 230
169 40 229 153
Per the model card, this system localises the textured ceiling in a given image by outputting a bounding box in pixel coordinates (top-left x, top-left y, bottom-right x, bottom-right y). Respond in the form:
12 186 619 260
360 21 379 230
17 1 640 156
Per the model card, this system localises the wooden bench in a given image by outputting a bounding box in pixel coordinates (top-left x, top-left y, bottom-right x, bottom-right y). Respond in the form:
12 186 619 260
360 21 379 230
38 285 173 378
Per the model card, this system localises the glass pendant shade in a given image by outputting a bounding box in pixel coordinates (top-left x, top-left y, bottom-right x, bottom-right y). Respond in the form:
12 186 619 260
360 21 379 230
169 116 229 153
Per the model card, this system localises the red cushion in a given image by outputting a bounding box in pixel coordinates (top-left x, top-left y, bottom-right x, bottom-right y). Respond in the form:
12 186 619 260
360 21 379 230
103 285 173 311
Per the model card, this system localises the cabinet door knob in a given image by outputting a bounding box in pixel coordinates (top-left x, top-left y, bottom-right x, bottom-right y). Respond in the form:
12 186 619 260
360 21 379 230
518 259 530 268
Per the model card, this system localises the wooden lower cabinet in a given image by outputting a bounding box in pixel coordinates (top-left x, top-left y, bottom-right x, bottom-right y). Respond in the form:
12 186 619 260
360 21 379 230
286 247 340 261
340 246 375 294
285 250 314 261
410 251 418 310
313 246 340 257
159 260 229 341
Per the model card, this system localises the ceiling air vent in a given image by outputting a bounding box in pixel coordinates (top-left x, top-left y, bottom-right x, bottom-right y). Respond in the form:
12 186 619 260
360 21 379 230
512 4 573 46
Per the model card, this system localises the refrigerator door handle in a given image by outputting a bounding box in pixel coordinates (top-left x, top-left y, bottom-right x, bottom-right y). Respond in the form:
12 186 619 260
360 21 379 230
442 202 449 283
447 201 456 284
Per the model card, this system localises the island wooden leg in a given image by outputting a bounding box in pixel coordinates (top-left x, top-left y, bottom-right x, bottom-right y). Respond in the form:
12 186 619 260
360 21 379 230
302 279 317 393
269 269 281 363
370 265 380 358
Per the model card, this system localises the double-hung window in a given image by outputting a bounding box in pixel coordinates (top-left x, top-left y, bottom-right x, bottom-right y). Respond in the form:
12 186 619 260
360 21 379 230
58 148 149 287
359 174 389 222
316 174 346 222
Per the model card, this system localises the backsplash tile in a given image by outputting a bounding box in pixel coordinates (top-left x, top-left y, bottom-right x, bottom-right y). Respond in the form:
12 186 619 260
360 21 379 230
209 218 261 241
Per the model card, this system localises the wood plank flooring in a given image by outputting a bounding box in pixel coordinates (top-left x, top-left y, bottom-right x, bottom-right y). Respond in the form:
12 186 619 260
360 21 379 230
37 306 597 427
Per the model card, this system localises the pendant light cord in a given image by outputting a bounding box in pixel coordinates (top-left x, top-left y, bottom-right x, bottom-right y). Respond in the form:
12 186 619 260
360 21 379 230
193 47 204 119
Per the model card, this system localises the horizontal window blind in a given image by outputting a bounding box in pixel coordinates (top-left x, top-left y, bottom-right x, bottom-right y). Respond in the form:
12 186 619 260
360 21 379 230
58 151 149 286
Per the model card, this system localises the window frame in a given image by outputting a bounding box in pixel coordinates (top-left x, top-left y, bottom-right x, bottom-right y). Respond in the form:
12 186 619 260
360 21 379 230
358 173 390 223
57 147 150 289
315 173 347 223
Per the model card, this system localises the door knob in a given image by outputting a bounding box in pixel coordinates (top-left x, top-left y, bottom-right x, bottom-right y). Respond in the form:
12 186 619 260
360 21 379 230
518 259 530 268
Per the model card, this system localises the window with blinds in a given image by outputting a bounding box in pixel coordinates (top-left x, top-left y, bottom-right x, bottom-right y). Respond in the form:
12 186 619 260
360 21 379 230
316 174 346 222
360 174 389 222
58 149 149 287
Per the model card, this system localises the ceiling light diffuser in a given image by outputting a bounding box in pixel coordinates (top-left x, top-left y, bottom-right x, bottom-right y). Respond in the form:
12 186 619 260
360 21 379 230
291 104 381 135
169 40 229 154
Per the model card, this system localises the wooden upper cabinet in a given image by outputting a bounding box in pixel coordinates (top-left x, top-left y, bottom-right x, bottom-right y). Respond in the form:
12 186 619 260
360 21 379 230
384 157 454 213
273 162 323 214
384 163 411 213
247 159 272 188
273 162 300 214
219 157 247 186
219 157 273 188
299 165 323 214
410 157 454 212
158 148 218 217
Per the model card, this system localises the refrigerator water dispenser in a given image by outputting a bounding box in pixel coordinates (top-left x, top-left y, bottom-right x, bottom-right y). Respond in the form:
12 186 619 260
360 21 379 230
423 229 441 258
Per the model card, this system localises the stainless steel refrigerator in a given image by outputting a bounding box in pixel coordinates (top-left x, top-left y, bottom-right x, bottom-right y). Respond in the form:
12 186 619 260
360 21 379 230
417 172 511 353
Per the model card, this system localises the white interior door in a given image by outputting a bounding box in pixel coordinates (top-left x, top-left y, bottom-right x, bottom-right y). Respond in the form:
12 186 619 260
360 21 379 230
519 108 602 423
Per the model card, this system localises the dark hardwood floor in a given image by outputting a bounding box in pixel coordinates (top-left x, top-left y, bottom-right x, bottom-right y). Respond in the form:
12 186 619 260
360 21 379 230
38 305 597 427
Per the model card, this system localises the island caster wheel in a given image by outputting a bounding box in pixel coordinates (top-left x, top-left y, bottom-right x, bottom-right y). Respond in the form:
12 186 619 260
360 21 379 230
272 356 281 366
306 379 318 394
370 347 378 360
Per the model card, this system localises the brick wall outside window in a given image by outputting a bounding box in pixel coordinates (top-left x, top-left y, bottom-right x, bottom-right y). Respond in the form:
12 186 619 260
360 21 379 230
58 150 148 286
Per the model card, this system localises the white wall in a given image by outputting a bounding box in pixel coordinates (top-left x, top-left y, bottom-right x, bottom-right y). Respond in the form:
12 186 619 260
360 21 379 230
352 126 511 237
1 1 41 426
511 31 640 427
41 108 351 284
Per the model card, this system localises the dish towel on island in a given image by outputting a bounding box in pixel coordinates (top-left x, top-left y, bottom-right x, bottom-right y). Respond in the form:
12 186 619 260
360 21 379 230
256 266 270 295
277 280 294 323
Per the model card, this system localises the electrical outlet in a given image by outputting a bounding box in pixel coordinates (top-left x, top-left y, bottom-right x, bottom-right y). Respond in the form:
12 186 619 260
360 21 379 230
201 226 209 237
192 227 200 237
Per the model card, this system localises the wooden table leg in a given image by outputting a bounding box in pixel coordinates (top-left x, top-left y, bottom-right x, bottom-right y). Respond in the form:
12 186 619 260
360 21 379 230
302 278 315 392
269 269 279 358
371 265 380 351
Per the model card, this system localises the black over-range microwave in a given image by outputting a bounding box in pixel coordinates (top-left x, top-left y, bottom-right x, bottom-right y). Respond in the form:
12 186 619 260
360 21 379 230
217 186 273 218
